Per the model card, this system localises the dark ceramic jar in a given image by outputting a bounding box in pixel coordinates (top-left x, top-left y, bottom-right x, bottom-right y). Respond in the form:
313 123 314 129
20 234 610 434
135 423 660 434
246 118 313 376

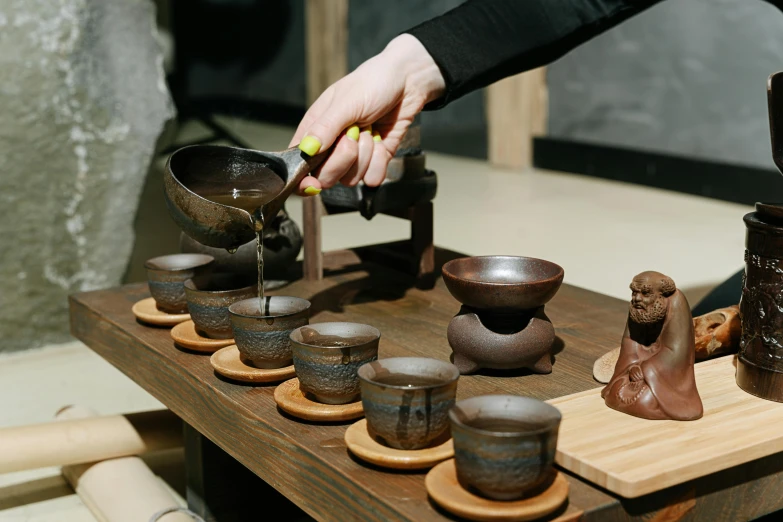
738 203 783 401
179 206 302 282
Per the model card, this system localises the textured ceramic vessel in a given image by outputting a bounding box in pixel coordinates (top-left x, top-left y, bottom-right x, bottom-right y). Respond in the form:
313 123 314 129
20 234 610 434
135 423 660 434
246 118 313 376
738 204 783 401
228 297 311 368
450 395 561 500
184 273 255 339
442 256 564 375
290 322 380 405
737 74 783 401
358 357 460 450
144 254 214 313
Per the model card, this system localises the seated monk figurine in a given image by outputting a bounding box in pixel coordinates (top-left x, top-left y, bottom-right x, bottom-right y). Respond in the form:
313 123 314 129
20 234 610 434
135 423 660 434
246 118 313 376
601 271 703 421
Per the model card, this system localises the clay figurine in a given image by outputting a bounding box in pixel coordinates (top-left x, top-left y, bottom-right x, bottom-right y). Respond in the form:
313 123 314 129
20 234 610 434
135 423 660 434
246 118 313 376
601 272 703 421
593 304 741 383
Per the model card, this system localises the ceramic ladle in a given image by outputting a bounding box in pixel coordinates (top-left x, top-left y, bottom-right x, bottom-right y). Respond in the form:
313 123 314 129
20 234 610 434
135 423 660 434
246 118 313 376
164 145 326 250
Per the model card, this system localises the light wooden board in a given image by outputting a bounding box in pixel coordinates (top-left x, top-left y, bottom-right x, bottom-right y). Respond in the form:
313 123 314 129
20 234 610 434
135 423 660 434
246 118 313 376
548 355 783 498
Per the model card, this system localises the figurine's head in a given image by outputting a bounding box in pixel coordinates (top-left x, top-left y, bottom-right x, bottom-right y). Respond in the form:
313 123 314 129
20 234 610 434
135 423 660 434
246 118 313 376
629 271 676 325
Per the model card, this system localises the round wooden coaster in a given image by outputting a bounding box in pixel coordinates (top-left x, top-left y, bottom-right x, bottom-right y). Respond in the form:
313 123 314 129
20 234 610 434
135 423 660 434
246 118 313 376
344 418 453 470
132 297 190 327
426 460 568 522
210 345 296 383
170 320 234 353
274 378 364 422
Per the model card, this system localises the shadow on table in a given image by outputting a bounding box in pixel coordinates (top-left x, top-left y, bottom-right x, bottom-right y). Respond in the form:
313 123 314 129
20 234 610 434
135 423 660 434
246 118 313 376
303 243 466 318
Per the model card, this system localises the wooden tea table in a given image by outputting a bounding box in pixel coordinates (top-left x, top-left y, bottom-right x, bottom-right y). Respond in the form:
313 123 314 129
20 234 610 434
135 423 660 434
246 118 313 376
69 244 783 522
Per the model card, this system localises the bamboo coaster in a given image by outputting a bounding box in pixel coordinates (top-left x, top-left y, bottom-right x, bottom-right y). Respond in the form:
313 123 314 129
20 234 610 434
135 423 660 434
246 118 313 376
274 378 364 422
426 460 568 522
210 346 296 383
345 418 453 470
132 297 190 327
170 320 234 353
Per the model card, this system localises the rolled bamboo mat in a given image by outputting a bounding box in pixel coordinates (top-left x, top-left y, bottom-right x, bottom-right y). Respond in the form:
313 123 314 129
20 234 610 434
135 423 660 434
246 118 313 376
57 406 197 522
0 408 182 474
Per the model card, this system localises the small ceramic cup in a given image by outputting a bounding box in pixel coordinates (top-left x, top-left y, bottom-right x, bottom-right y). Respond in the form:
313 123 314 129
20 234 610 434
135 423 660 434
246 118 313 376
144 254 214 313
449 395 561 500
184 273 256 339
228 296 311 369
290 322 380 405
358 357 460 450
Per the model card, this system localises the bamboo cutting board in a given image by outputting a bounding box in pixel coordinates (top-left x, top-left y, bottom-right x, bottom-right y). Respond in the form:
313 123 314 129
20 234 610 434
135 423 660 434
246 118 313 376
548 355 783 498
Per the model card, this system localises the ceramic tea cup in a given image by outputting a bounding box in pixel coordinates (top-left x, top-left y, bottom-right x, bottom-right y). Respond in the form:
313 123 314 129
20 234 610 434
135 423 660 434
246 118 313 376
184 273 255 339
228 297 311 368
358 357 460 450
449 395 561 500
290 322 380 405
144 254 214 313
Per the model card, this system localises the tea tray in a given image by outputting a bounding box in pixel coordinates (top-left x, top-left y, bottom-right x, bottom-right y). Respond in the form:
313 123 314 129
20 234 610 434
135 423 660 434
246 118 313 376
548 355 783 498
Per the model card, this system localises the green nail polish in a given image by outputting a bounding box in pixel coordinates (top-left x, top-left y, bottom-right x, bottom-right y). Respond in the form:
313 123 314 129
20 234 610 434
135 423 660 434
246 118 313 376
303 186 322 196
361 125 372 133
347 125 360 141
372 132 382 143
299 136 321 156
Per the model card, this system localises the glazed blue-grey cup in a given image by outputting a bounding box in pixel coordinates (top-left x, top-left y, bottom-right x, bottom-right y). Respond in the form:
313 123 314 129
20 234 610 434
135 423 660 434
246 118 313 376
144 254 214 313
290 322 380 405
228 297 311 368
358 357 460 450
449 395 561 500
184 273 256 339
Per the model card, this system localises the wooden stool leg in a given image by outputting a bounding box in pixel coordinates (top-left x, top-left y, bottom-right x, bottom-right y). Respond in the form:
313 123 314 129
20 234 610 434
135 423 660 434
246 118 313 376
184 424 310 522
303 195 323 281
411 202 435 289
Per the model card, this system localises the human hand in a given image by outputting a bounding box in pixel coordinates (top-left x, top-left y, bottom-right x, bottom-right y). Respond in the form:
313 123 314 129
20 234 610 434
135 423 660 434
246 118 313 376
629 364 644 382
291 34 445 195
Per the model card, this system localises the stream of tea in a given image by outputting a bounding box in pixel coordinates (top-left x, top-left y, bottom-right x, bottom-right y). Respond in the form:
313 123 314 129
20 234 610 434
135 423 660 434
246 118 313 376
201 190 268 315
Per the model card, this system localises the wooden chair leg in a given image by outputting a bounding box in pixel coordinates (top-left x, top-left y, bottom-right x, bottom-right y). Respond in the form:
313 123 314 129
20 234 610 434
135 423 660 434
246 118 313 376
303 195 323 281
411 202 435 289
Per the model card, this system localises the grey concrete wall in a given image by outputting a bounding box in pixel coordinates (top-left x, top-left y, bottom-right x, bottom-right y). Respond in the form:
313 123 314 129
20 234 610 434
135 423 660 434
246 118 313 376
548 0 783 169
0 0 175 352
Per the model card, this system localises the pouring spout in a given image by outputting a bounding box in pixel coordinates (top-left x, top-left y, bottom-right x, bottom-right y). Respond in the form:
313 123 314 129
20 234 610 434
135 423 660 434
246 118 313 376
260 146 327 226
768 72 783 175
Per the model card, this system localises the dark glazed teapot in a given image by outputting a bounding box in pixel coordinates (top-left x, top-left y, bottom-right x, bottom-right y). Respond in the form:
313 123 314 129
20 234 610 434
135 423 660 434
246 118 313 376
179 206 302 283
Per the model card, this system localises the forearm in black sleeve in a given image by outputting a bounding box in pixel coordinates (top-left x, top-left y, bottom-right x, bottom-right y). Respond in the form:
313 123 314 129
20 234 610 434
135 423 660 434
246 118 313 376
405 0 664 109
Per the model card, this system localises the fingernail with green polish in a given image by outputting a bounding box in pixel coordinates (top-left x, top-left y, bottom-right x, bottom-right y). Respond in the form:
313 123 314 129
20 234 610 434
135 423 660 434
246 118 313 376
361 125 372 133
372 132 382 143
298 136 321 156
346 125 360 141
303 186 322 196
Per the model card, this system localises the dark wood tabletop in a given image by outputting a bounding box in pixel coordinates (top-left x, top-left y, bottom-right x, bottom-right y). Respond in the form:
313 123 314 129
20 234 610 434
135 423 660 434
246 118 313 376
69 245 783 522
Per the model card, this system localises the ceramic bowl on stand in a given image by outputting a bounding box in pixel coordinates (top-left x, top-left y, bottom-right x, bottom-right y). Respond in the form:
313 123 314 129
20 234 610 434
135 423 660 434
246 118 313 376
442 256 564 375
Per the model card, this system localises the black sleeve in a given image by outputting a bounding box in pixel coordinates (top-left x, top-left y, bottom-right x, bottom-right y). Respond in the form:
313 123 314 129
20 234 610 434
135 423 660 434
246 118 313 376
405 0 664 109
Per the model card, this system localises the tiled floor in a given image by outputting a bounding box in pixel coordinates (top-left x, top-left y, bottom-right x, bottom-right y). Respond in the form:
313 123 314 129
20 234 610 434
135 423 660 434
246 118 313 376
1 117 754 521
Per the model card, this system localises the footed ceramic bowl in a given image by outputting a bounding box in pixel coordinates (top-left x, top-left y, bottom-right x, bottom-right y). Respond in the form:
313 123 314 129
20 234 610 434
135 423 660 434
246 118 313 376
358 357 460 450
290 322 380 405
442 256 564 375
144 254 214 313
450 395 561 500
229 297 311 368
184 273 255 339
442 256 564 312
